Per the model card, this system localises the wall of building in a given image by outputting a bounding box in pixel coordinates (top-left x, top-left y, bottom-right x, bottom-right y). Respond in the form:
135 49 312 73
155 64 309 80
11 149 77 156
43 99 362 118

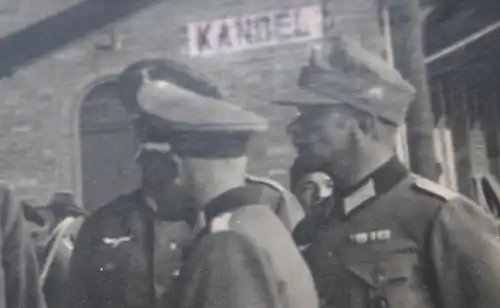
0 0 384 206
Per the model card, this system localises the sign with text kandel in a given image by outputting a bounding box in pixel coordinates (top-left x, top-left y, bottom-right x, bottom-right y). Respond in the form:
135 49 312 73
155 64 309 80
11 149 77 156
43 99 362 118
186 5 324 57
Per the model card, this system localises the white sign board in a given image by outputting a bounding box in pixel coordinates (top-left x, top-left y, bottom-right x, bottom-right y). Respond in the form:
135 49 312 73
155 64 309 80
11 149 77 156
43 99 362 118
186 5 324 57
394 125 409 167
433 127 458 190
469 123 488 177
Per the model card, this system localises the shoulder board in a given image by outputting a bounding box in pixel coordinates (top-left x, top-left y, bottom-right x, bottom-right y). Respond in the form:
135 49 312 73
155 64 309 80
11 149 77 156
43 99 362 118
245 173 285 193
209 212 233 233
410 174 458 201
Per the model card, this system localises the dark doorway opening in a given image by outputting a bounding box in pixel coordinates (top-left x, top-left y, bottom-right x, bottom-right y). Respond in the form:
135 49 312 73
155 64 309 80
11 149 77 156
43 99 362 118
79 80 141 212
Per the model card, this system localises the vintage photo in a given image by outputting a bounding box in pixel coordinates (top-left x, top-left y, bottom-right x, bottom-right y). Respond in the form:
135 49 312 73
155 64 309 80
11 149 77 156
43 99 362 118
0 0 499 307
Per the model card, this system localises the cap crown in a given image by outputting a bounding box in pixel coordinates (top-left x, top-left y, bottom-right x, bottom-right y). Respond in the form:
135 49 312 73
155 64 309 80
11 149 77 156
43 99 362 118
298 37 416 125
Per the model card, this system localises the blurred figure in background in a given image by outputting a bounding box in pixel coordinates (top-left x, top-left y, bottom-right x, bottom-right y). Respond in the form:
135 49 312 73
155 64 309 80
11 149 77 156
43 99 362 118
292 171 333 214
0 184 46 308
23 192 87 308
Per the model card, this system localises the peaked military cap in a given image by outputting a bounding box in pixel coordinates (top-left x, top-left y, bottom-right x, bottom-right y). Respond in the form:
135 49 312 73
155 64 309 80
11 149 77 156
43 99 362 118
275 37 416 126
117 58 223 115
136 76 268 134
133 73 268 157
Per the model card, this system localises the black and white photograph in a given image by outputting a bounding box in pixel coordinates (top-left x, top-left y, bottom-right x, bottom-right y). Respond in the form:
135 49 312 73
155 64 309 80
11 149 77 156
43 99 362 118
0 0 500 307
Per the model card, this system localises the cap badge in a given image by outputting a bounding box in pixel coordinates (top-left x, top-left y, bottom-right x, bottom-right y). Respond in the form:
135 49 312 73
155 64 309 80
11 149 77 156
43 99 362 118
363 87 385 100
343 179 376 215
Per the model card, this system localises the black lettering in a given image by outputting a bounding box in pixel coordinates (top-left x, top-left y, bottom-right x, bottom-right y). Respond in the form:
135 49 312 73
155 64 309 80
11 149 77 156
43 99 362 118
293 9 310 37
218 22 232 48
197 23 212 52
253 16 272 43
235 18 254 44
274 11 291 41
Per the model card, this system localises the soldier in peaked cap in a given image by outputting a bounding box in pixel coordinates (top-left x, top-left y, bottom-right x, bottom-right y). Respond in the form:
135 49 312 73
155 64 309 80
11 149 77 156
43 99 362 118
120 58 305 231
132 79 318 308
65 59 307 308
65 59 207 308
274 37 500 308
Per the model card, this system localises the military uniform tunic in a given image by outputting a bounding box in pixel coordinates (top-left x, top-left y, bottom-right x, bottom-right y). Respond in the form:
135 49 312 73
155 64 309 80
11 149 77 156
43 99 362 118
66 176 303 308
295 157 500 308
64 190 190 308
171 184 318 308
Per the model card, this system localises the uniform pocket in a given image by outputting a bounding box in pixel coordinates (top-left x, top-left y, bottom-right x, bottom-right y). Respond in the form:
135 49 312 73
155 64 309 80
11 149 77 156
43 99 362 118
347 253 413 288
346 253 424 308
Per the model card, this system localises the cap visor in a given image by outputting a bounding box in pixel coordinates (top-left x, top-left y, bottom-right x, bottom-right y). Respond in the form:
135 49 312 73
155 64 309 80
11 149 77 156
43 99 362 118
272 87 343 107
138 80 269 133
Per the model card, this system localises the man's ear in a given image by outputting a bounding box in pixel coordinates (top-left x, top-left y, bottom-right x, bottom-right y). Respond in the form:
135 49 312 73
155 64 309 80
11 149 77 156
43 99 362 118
349 113 376 142
358 113 376 136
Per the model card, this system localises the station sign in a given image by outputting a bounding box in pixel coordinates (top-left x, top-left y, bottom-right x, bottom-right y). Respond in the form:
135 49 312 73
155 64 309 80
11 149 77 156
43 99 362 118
186 5 324 57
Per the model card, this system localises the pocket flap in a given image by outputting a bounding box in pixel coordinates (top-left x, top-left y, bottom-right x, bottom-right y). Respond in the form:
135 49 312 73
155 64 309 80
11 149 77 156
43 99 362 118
347 253 414 288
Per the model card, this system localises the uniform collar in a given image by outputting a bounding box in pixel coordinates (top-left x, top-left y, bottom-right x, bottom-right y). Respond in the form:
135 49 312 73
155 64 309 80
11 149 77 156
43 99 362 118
338 156 408 215
140 190 196 222
204 185 263 224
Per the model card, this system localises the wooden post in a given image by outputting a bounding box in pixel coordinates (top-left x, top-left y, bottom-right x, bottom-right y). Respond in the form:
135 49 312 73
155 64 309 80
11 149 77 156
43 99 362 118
389 0 438 180
378 1 411 166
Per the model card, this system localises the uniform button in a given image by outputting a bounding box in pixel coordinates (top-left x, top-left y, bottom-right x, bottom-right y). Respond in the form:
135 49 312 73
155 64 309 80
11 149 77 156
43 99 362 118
169 242 178 250
375 273 387 284
371 295 389 308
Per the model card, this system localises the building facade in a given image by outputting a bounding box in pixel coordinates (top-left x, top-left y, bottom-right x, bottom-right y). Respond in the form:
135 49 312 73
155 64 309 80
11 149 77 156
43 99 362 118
427 26 500 199
0 0 385 210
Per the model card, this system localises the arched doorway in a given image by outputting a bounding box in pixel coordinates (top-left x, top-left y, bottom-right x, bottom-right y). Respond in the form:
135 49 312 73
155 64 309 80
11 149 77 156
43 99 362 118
79 80 141 212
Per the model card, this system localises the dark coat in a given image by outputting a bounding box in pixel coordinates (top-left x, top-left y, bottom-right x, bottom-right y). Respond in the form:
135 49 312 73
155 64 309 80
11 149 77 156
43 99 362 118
0 185 46 308
170 185 318 308
65 176 304 308
294 158 500 308
64 189 187 308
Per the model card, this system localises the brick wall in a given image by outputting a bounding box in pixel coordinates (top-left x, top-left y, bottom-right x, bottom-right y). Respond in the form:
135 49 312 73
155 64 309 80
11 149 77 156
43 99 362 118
0 0 383 204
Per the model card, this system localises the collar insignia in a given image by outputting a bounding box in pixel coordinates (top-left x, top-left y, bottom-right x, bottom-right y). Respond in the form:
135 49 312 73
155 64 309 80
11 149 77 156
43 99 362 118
343 179 376 215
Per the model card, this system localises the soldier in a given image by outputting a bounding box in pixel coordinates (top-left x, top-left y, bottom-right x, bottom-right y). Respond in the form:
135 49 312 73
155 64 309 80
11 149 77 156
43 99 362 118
128 75 318 308
65 59 305 308
285 85 335 212
274 37 500 308
64 60 219 308
0 184 46 308
119 59 304 232
23 191 87 308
